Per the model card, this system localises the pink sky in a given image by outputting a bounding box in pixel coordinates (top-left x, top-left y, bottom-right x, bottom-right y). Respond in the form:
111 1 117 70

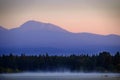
0 0 120 35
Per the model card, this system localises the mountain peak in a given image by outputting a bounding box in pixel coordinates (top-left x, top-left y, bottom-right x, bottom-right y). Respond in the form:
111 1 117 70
16 20 69 33
0 20 120 54
23 20 44 25
21 20 44 28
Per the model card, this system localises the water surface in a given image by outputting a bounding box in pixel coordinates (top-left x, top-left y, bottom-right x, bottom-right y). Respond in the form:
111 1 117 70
0 72 120 80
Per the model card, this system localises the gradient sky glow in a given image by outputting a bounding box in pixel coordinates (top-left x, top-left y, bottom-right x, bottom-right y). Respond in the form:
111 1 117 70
0 0 120 35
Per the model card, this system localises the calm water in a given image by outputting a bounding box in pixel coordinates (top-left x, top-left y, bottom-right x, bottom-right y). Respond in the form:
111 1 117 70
0 72 120 80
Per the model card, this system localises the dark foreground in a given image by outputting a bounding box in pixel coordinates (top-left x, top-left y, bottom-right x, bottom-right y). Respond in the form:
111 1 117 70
0 51 120 73
0 72 120 80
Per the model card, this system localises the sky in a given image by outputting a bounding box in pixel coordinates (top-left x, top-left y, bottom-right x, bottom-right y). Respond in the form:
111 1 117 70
0 0 120 35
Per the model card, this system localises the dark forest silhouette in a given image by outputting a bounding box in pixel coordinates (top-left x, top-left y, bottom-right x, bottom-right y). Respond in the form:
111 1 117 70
0 51 120 73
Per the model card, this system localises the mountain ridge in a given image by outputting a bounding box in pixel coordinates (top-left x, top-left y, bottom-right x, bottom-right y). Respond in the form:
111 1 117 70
0 20 120 55
0 20 120 36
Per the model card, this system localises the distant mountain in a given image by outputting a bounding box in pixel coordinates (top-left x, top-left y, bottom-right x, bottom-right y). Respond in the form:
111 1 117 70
0 26 8 33
0 20 120 55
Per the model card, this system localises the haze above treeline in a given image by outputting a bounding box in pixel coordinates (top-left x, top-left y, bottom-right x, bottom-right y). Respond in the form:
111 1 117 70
0 20 120 55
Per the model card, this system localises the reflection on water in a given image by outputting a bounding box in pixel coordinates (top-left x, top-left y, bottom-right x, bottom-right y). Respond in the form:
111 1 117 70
0 72 120 80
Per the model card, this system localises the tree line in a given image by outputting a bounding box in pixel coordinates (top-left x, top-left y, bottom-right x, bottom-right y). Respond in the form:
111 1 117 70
0 51 120 73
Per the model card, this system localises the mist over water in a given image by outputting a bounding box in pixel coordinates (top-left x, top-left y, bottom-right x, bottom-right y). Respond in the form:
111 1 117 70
0 72 120 80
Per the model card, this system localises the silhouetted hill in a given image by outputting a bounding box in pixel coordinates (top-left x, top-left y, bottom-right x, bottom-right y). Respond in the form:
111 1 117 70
0 20 120 55
0 26 8 33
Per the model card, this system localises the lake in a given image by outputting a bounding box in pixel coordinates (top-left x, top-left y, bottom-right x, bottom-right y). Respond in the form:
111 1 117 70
0 72 120 80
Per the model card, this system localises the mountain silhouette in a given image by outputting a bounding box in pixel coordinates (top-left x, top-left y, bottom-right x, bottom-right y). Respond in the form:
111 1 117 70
0 26 8 34
0 20 120 55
